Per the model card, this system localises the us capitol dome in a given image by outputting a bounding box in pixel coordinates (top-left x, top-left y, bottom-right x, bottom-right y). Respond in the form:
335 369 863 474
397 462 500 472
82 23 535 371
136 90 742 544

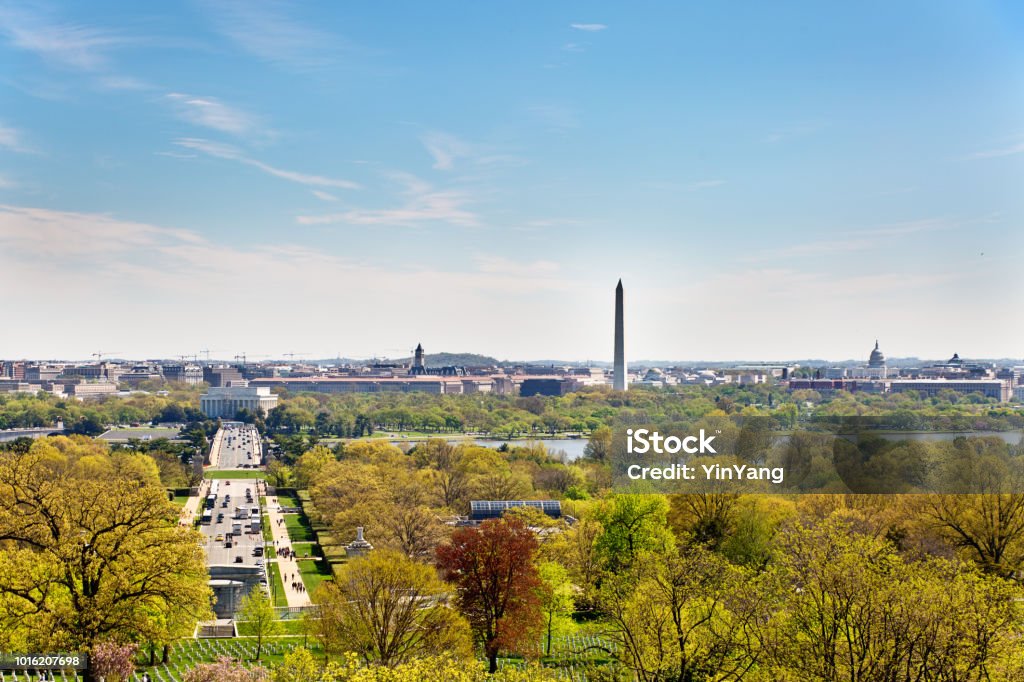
866 340 888 378
868 340 886 368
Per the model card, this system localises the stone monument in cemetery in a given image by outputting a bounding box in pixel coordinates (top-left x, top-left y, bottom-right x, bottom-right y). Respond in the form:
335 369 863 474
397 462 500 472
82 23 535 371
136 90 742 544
346 526 374 558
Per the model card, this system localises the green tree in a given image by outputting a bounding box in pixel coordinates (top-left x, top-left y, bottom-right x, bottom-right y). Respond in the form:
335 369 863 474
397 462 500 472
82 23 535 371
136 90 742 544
238 588 281 661
760 519 1022 681
594 495 674 573
583 426 613 462
538 561 575 656
315 550 473 666
271 648 321 682
601 546 762 682
0 439 212 652
293 445 336 489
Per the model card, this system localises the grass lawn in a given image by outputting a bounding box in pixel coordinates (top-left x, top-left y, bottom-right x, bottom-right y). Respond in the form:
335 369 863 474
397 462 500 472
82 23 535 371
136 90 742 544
276 493 302 508
170 494 190 507
141 636 320 671
290 542 319 559
204 469 267 480
297 558 332 598
267 561 288 607
322 544 347 560
317 433 470 446
284 513 316 542
100 427 182 441
261 515 274 542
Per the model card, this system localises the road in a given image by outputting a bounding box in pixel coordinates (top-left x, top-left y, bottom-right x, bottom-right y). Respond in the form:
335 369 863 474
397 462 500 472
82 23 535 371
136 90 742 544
200 480 265 566
211 423 263 469
199 424 271 611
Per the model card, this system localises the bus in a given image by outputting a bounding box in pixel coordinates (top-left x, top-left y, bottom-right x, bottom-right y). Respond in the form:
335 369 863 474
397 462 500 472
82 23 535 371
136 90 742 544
200 510 212 525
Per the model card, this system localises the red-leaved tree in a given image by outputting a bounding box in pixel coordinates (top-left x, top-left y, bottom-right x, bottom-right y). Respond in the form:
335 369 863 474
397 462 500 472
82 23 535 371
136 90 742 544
436 516 543 673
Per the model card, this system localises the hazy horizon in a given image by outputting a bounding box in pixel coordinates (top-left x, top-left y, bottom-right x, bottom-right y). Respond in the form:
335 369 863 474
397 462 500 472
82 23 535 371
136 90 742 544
7 350 1023 368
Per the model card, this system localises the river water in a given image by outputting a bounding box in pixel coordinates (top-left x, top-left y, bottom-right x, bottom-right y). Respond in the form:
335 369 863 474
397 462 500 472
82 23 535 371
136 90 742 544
391 431 1023 463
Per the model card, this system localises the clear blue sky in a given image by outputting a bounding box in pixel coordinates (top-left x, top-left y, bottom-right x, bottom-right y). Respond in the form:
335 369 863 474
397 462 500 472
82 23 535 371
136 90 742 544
1 1 1022 362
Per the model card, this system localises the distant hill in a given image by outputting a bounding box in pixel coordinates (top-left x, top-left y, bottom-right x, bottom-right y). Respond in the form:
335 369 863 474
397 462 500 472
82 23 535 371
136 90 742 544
419 352 501 367
312 352 501 367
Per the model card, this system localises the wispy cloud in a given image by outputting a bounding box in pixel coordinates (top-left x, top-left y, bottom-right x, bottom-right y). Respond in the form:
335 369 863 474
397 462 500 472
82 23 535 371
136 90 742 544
166 93 259 136
527 104 578 132
743 217 974 261
421 131 474 171
0 204 205 260
174 138 360 190
0 175 16 189
96 75 152 91
296 172 477 228
570 23 607 32
0 123 34 154
419 131 523 171
562 42 586 53
475 255 560 276
967 141 1024 159
687 179 726 191
0 204 571 357
0 5 132 71
200 0 341 70
520 218 583 230
762 121 825 144
154 150 197 159
311 190 338 202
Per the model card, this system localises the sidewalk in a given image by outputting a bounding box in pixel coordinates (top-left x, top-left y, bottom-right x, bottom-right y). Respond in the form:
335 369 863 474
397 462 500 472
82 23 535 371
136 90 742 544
179 479 208 527
207 428 224 468
265 494 312 607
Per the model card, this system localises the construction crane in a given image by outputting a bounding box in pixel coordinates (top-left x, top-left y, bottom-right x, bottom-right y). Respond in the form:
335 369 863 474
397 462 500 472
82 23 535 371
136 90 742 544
92 351 120 363
282 352 309 361
198 349 224 364
234 353 269 367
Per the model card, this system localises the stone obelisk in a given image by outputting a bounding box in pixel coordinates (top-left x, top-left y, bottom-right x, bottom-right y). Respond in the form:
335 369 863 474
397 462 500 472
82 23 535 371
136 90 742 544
613 279 627 391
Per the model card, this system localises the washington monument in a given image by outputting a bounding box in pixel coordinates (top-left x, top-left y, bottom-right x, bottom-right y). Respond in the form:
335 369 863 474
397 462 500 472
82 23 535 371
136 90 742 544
614 279 627 391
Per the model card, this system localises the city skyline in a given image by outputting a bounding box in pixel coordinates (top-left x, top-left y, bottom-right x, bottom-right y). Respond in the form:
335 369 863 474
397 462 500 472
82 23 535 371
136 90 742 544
1 2 1022 360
